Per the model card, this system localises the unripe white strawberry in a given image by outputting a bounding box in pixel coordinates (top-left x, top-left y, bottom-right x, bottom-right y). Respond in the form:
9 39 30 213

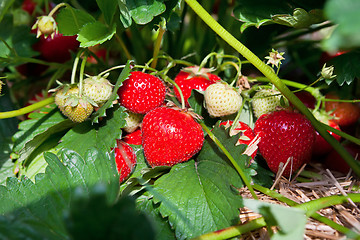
124 111 143 133
82 75 113 106
204 82 242 117
252 89 283 118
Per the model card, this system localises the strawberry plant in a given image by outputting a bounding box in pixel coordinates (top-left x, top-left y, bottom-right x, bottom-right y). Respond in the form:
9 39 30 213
1 0 360 239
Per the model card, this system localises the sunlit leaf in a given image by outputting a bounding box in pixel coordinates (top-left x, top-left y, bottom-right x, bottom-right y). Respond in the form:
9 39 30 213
77 21 116 48
244 199 307 240
126 0 166 25
323 0 360 52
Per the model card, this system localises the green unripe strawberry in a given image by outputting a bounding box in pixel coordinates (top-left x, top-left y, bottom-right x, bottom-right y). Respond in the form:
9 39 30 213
124 111 143 133
252 89 283 118
204 82 242 117
82 75 113 106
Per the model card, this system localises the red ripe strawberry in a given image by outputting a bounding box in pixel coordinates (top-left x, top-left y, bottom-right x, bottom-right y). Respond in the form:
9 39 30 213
174 67 220 107
114 140 137 183
313 119 341 156
32 32 79 63
319 51 348 66
123 128 142 145
324 93 360 127
87 45 107 64
293 91 316 109
21 0 37 15
118 71 166 114
324 143 360 174
16 60 49 77
219 120 258 159
142 106 204 167
254 110 316 177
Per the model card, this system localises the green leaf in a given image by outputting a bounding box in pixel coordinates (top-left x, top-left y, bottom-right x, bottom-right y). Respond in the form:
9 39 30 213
137 195 176 240
0 15 37 58
96 0 118 25
12 105 65 152
0 148 120 238
330 52 360 85
64 185 156 240
77 21 116 48
17 119 75 165
0 0 15 23
243 199 307 240
0 92 18 184
58 104 127 157
153 159 244 239
56 6 96 36
118 0 132 28
272 8 324 28
12 105 71 167
198 125 273 187
91 60 131 123
323 0 360 52
233 0 292 32
126 0 166 25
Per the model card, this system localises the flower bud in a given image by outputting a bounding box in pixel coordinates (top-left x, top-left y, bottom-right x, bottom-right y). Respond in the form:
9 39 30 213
321 64 336 80
32 16 57 38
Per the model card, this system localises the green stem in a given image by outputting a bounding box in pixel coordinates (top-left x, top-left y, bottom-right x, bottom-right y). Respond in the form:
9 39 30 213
229 99 246 133
166 77 186 109
255 77 321 97
46 67 66 91
115 34 132 60
151 19 166 69
0 97 55 119
48 3 67 17
192 217 266 240
98 64 127 77
320 122 360 146
184 0 360 178
200 122 258 200
78 55 87 97
297 193 360 216
8 56 66 68
71 52 82 85
322 98 360 103
272 22 334 44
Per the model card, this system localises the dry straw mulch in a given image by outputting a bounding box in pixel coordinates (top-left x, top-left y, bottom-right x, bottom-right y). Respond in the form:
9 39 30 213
239 162 360 240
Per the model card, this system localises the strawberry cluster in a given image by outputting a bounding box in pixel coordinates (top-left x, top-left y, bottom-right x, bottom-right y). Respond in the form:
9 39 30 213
56 64 358 182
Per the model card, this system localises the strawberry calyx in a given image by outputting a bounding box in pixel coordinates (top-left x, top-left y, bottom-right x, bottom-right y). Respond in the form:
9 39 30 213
165 101 203 121
181 66 217 80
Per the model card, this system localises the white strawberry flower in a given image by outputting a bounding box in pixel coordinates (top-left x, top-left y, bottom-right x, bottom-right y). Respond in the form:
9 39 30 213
204 82 242 117
265 49 285 68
